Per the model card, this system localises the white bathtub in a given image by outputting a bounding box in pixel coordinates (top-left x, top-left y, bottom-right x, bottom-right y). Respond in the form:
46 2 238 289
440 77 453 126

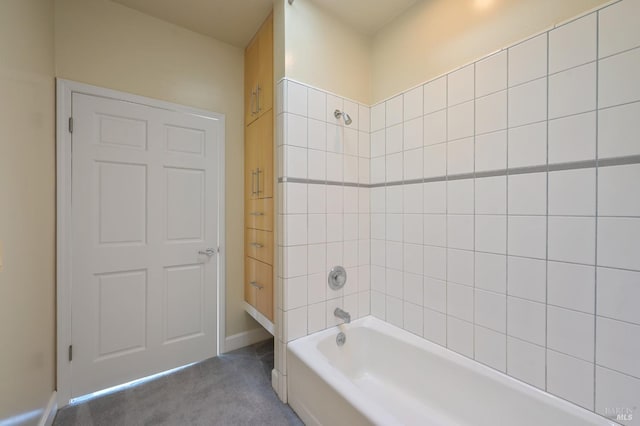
287 316 616 426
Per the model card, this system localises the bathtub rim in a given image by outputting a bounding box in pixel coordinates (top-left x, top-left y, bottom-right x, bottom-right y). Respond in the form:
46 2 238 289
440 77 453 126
287 315 618 426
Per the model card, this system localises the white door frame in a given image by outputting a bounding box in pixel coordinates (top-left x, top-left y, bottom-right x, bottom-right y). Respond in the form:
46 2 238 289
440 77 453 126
55 79 226 407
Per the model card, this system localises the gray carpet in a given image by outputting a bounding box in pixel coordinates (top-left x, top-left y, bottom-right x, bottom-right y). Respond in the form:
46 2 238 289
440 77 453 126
53 339 303 426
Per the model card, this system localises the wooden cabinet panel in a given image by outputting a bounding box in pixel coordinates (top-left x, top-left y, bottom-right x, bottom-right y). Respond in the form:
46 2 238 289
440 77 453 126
246 228 274 264
245 257 273 321
256 15 273 116
256 110 273 199
244 37 259 125
245 198 273 231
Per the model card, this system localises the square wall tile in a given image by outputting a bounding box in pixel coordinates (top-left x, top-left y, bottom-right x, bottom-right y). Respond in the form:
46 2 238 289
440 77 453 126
423 308 447 345
549 62 596 119
447 179 474 214
404 148 424 181
598 164 640 217
403 183 423 214
404 117 423 151
596 317 640 378
405 214 424 245
284 182 308 214
507 337 546 390
508 78 547 128
423 76 447 114
371 291 386 319
448 64 474 106
424 143 447 178
548 261 595 314
403 243 423 275
284 146 308 179
424 214 446 247
475 131 507 173
386 124 403 154
475 176 507 215
548 216 596 265
597 217 640 271
424 246 447 281
424 110 447 146
285 306 307 342
371 129 386 158
344 127 358 156
475 289 506 333
508 216 547 259
507 296 546 346
386 296 404 328
475 252 507 294
308 150 326 181
447 138 474 175
284 113 308 148
476 51 507 98
548 168 596 216
447 249 474 286
404 272 423 303
508 122 547 168
476 215 507 254
386 186 403 214
286 81 308 116
284 276 307 311
447 215 474 251
326 152 343 181
307 214 326 244
448 101 474 141
475 326 507 372
307 87 326 121
598 102 640 159
476 91 507 135
548 112 596 164
307 302 326 334
308 118 327 151
508 173 547 215
547 305 594 361
447 316 474 358
509 34 548 87
549 13 597 74
595 366 640 420
344 100 359 130
359 105 370 133
386 153 403 182
599 48 640 109
597 267 640 325
404 302 424 336
424 277 446 313
386 95 403 127
404 86 423 121
508 256 546 303
547 350 595 410
423 181 447 214
599 0 640 58
371 103 385 132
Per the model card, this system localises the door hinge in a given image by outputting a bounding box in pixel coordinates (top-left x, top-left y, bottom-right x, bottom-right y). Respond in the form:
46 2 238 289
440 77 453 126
68 117 73 133
68 345 73 362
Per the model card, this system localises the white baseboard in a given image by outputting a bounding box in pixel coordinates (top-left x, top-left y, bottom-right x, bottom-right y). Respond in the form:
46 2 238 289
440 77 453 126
223 327 271 353
38 391 57 426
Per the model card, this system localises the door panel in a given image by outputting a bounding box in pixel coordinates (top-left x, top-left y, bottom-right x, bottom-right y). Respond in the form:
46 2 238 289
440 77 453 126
71 92 220 398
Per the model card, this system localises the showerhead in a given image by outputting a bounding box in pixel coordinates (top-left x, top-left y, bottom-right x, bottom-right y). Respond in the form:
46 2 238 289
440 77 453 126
334 109 353 126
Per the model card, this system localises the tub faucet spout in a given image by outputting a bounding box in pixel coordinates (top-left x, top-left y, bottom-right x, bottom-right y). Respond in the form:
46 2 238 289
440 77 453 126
334 308 351 324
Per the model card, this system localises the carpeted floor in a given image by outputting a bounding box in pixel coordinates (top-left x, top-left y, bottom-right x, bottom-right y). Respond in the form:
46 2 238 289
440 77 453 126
53 339 303 426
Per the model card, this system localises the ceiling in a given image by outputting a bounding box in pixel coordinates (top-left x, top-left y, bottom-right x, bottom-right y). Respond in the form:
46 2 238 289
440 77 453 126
309 0 418 35
111 0 419 48
111 0 274 48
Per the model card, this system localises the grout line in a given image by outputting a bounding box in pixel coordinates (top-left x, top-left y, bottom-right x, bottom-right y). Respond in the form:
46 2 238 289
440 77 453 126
593 9 601 411
505 45 511 374
544 30 550 393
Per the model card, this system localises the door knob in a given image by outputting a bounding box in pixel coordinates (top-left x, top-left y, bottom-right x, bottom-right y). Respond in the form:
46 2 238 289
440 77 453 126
198 248 216 257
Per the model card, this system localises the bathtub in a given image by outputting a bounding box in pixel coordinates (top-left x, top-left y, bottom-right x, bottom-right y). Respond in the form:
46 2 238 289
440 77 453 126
287 316 616 426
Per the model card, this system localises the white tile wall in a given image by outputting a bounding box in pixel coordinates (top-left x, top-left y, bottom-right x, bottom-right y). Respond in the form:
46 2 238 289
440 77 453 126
276 0 640 415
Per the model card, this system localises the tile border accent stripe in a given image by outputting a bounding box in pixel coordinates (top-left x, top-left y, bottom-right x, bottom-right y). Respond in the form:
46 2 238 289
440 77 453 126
278 155 640 187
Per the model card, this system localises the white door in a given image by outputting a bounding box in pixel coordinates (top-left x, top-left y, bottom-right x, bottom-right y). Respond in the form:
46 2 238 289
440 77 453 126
70 93 220 398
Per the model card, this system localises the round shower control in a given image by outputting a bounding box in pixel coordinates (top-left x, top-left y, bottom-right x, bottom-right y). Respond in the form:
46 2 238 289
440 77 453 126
328 265 347 290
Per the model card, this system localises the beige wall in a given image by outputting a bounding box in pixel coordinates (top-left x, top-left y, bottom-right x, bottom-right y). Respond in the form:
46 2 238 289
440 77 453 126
371 0 611 103
283 0 371 104
0 0 56 421
54 0 256 338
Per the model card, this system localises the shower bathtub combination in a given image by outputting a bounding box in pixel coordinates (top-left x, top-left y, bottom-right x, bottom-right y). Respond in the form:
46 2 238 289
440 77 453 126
287 316 616 426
